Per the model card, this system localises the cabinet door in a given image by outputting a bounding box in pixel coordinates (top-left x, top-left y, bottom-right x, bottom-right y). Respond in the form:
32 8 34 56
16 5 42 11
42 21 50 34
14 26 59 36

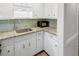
1 45 14 56
36 31 43 53
44 33 53 55
44 32 58 56
44 3 57 19
0 38 14 56
13 3 33 19
28 37 36 55
15 40 30 56
52 41 58 56
0 3 13 19
32 3 43 18
15 33 37 56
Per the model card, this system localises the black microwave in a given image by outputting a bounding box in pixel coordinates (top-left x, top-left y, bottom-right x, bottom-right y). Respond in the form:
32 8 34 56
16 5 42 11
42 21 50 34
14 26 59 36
37 21 49 28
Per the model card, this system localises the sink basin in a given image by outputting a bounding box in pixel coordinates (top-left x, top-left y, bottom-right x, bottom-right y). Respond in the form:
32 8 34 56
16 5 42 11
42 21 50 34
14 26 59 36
16 28 32 33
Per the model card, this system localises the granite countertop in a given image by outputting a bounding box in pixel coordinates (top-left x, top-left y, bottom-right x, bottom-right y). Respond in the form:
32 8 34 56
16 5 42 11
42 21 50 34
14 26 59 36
0 27 57 40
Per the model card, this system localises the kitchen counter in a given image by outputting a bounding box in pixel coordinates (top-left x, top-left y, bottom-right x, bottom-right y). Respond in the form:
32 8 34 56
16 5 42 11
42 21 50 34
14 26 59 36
0 27 57 40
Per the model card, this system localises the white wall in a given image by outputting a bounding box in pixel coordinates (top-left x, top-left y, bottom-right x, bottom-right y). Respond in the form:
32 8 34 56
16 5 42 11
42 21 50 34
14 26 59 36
64 3 78 56
77 3 79 55
77 4 79 48
57 3 64 56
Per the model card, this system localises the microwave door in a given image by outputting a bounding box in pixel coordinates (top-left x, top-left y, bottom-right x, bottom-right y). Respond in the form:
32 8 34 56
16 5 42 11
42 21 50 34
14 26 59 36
42 23 46 27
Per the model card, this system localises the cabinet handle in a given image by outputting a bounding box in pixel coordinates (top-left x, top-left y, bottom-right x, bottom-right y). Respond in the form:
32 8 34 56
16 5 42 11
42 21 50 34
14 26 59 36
23 44 25 48
28 41 31 47
54 13 55 16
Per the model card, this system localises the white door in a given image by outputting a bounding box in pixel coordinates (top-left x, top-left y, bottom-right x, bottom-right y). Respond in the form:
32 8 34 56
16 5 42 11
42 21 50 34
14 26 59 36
13 3 33 19
1 45 14 56
28 38 36 55
15 33 36 56
44 32 58 56
15 40 30 56
52 41 58 56
44 34 53 55
44 3 57 19
32 3 43 18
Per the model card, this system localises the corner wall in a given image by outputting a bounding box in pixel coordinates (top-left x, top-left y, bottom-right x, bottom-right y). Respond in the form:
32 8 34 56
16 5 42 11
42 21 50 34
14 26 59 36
57 3 64 56
64 3 78 56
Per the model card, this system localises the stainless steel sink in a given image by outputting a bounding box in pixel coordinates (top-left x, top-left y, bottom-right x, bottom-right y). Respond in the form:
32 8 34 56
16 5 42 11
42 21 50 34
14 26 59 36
16 28 32 33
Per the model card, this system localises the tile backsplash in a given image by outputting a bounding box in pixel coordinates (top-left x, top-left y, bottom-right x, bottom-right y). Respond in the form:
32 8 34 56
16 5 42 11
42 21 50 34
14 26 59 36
49 19 57 28
0 19 57 32
15 19 37 29
0 20 14 32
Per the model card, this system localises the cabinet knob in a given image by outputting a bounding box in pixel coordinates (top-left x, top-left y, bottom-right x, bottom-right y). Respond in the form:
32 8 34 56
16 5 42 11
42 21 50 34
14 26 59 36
0 44 2 47
28 42 31 47
23 44 25 48
8 50 10 53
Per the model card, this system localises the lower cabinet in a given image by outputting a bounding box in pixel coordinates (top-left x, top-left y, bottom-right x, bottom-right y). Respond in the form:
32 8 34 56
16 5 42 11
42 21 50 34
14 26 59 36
0 31 58 56
0 38 15 56
28 37 37 55
44 32 58 56
15 40 29 56
15 33 37 56
1 45 14 56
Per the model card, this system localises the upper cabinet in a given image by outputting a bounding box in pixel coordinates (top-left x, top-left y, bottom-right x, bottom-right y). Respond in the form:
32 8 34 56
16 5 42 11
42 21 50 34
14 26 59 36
0 3 13 20
32 3 44 18
44 3 58 19
0 3 58 19
13 3 33 19
13 3 44 19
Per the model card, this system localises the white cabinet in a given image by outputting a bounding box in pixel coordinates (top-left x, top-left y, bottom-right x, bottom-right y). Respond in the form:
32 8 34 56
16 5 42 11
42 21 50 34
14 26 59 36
15 40 29 56
44 3 58 19
13 3 44 19
28 37 37 55
0 3 13 19
36 31 44 53
44 35 53 55
0 3 58 19
1 45 14 56
0 38 15 56
32 4 44 18
15 33 37 56
13 3 33 19
44 32 58 56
